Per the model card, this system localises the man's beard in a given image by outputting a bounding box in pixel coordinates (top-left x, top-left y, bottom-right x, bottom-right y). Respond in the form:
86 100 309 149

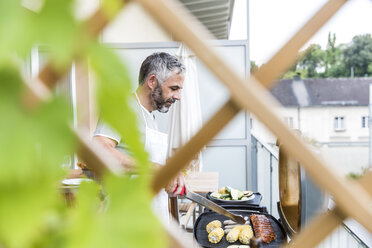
152 85 175 113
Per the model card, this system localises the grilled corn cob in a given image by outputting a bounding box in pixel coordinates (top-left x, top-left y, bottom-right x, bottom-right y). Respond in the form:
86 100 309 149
206 220 222 233
208 227 224 244
238 225 254 244
218 186 227 194
226 226 241 243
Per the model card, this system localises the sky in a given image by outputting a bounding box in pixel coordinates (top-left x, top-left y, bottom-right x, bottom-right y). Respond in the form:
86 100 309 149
229 0 372 65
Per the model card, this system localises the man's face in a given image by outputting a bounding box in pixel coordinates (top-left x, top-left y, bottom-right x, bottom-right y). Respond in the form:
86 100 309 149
152 72 184 113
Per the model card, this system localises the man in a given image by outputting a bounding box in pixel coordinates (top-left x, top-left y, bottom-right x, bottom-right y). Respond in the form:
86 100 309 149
93 52 188 220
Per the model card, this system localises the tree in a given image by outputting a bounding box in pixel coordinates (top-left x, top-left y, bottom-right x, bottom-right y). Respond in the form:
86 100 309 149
325 32 337 68
297 44 324 78
281 68 307 79
368 63 372 75
342 34 372 77
281 33 372 79
323 33 346 77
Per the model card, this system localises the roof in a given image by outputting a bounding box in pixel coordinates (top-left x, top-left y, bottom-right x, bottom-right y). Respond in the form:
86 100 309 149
270 77 372 107
180 0 235 39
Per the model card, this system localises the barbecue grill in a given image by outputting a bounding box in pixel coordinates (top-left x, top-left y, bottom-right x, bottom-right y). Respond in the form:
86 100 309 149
192 142 328 247
194 206 287 248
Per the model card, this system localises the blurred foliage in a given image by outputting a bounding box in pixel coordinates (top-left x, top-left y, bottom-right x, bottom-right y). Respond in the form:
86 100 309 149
0 64 74 248
347 167 370 181
276 32 372 79
250 60 258 74
0 1 166 248
281 69 307 80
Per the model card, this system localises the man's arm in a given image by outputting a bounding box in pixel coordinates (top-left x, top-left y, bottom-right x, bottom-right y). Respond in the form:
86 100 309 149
92 136 188 195
93 136 135 171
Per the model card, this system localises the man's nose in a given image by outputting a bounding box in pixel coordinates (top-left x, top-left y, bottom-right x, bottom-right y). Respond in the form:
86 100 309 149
173 91 181 101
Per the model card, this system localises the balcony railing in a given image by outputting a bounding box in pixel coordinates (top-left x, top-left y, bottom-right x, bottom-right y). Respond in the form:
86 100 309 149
250 132 370 247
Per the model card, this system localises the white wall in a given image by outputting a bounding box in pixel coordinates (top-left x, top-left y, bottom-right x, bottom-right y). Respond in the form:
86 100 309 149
75 1 172 43
252 105 369 175
102 2 172 43
321 146 368 175
300 106 369 143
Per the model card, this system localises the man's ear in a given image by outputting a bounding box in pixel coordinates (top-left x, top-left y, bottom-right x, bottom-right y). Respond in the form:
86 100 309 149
146 75 158 90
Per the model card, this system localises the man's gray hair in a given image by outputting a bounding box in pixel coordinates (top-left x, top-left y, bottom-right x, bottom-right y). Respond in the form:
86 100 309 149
138 52 185 85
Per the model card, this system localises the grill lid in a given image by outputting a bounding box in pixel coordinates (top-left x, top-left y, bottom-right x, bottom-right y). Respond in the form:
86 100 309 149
277 135 328 236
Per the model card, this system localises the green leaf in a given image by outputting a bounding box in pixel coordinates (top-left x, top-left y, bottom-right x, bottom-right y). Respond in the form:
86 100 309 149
64 181 102 248
0 65 75 247
31 0 79 67
88 43 150 175
101 0 124 19
0 2 168 247
0 0 26 60
65 175 167 248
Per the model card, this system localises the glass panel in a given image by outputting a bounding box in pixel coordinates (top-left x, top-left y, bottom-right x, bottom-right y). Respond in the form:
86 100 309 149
317 225 368 248
340 117 345 129
362 117 366 128
215 111 247 139
197 46 247 139
334 117 338 130
202 146 246 190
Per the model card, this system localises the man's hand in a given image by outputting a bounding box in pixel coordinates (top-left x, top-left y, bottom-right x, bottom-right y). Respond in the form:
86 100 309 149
165 173 189 196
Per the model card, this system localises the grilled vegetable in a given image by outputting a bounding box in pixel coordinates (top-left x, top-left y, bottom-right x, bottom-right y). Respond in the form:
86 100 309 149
238 225 254 244
210 192 221 199
226 226 241 243
230 188 244 200
243 190 253 197
211 186 251 201
225 186 232 194
208 227 224 244
206 220 222 233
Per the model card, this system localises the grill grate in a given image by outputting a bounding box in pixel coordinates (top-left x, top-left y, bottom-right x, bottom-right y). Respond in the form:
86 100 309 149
193 210 287 248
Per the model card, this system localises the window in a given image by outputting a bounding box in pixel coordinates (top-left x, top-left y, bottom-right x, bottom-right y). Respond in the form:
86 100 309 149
334 117 345 131
284 117 294 128
362 116 368 128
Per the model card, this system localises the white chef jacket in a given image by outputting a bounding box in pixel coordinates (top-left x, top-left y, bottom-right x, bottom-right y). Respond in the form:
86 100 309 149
94 95 170 221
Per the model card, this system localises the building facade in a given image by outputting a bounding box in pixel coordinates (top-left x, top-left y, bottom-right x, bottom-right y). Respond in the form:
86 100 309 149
252 77 372 175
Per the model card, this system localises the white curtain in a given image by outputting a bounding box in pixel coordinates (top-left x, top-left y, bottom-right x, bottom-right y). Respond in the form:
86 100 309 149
168 44 203 171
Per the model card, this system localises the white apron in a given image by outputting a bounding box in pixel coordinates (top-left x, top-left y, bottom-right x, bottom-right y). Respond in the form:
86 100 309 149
135 93 169 221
